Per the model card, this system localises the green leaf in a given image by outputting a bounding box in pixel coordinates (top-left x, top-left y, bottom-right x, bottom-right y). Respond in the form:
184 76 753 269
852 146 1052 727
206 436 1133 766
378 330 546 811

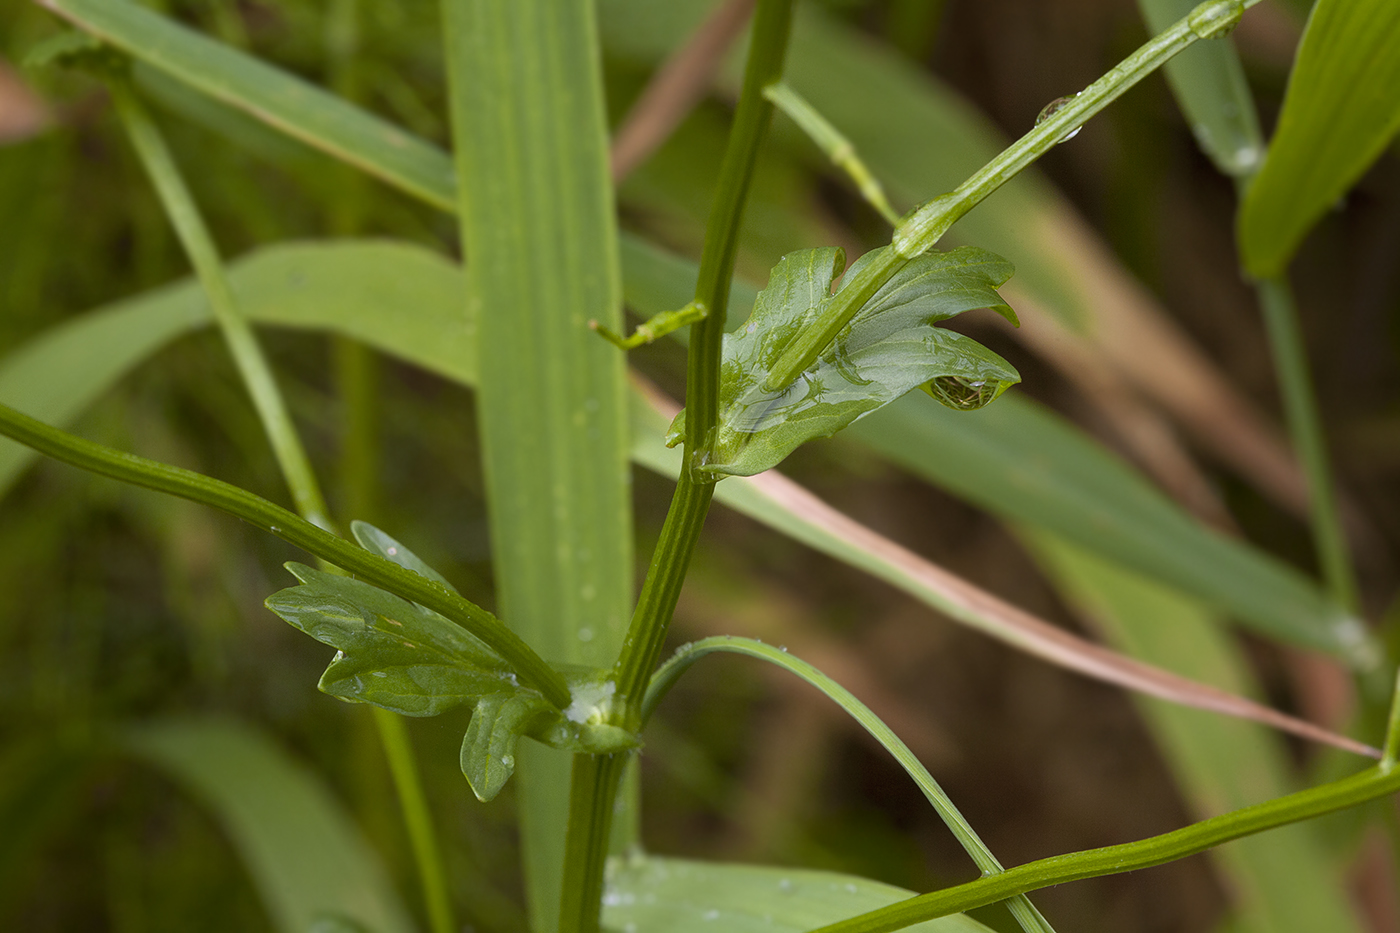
40 0 456 210
845 393 1367 659
0 240 467 500
601 854 997 933
123 717 415 933
668 246 1019 477
460 692 555 803
351 520 458 592
1022 532 1367 933
1238 0 1400 276
265 528 636 802
266 562 517 717
1135 0 1264 177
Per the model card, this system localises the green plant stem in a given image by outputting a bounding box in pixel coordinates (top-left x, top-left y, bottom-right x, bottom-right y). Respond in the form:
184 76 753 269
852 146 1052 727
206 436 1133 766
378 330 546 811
372 708 457 933
557 752 630 933
764 82 899 226
0 401 571 707
763 0 1257 392
554 3 795 931
1254 276 1359 615
806 763 1400 933
109 79 333 531
645 638 1054 933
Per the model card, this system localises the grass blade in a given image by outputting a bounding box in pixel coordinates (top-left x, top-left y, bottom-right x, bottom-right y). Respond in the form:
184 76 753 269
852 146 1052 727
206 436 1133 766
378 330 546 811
38 0 456 210
644 637 1054 932
1238 0 1400 277
441 2 633 928
1135 0 1264 177
123 717 416 933
602 855 997 933
1023 531 1367 933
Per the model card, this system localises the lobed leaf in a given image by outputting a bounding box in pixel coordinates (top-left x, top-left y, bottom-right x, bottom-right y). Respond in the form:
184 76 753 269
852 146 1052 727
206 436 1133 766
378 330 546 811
267 562 516 717
667 245 1019 476
267 525 635 802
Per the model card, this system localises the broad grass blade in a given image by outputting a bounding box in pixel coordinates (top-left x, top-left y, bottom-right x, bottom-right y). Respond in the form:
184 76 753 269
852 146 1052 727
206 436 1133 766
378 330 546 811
1024 533 1367 933
441 2 633 928
1239 0 1400 276
602 854 996 933
124 718 416 933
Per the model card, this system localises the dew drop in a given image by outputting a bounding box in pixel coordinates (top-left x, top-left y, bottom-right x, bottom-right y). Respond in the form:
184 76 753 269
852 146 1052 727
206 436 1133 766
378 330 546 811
1035 95 1081 143
500 754 514 769
578 626 595 643
702 910 720 921
1189 0 1244 39
386 546 398 556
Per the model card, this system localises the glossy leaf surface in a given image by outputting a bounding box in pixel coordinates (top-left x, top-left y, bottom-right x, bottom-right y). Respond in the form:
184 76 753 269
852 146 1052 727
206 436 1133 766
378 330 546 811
668 246 1019 476
267 562 516 717
601 854 996 933
265 528 636 802
1238 0 1400 275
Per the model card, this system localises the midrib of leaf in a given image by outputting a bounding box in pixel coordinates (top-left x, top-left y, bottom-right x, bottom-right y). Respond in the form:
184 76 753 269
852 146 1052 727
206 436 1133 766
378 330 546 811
442 2 632 931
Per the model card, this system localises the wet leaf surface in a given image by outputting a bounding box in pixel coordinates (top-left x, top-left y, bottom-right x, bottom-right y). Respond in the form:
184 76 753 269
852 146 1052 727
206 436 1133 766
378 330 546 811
668 245 1018 476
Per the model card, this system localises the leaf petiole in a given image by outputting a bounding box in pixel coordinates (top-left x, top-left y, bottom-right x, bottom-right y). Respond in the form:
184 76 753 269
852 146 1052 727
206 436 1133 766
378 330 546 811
590 301 708 350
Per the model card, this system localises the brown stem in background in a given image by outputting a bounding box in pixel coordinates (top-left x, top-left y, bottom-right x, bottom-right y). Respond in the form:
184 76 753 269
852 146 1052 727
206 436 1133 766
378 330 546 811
0 60 52 144
610 0 755 182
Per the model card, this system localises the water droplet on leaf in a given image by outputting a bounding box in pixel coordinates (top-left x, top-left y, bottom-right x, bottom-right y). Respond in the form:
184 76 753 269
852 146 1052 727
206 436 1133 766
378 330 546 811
923 375 1008 410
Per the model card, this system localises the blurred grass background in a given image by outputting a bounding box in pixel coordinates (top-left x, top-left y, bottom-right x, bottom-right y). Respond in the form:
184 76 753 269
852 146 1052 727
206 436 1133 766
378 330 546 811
0 0 1397 930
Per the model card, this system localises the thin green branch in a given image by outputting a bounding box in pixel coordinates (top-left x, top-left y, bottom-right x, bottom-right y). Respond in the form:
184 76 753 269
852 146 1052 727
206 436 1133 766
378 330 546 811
1254 276 1359 614
764 82 899 226
0 401 570 708
763 0 1255 393
646 637 1055 932
110 79 333 531
373 708 457 933
806 763 1400 933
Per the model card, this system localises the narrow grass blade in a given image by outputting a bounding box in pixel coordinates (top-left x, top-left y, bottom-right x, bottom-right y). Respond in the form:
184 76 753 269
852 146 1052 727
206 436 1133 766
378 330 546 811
1023 532 1367 933
0 241 468 500
1239 0 1400 277
38 0 456 210
441 2 633 928
644 636 1054 932
123 717 416 933
845 394 1367 661
1135 0 1264 176
602 854 997 933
